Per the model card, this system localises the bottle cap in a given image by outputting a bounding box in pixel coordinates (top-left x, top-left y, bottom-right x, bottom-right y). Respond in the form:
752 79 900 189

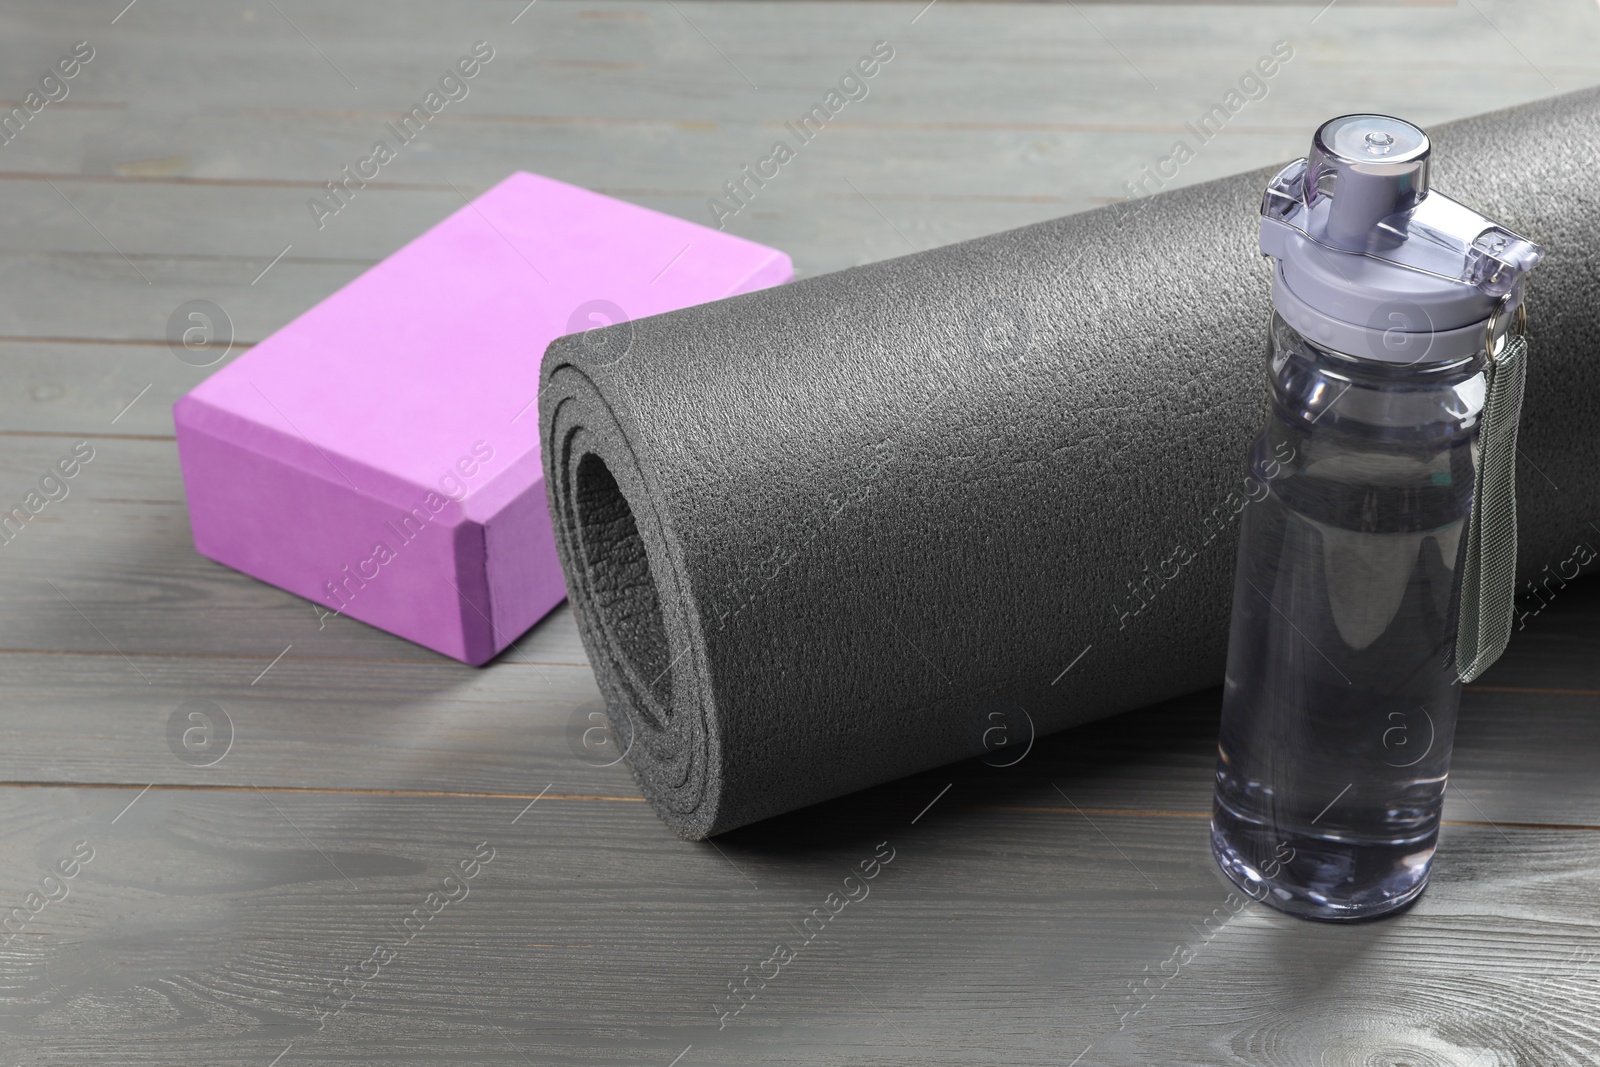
1259 114 1543 362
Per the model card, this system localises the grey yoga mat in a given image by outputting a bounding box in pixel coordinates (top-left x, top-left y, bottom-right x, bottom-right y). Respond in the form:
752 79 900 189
540 87 1600 839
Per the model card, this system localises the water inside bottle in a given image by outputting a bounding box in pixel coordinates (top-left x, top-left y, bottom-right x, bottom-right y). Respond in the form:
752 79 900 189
1211 319 1482 920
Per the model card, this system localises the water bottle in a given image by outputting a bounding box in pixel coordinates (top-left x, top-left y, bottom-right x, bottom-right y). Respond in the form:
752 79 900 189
1211 115 1543 921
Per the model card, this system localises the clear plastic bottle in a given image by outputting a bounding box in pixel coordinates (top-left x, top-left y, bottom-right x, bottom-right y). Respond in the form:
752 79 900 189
1210 314 1484 919
1211 114 1542 920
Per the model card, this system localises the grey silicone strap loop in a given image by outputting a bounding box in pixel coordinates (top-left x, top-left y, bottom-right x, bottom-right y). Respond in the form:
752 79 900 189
1455 332 1528 683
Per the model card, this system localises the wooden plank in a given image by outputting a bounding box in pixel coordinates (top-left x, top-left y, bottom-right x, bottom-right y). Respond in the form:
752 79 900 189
3 0 1596 122
0 250 374 347
0 69 1584 201
0 340 219 437
1 781 1598 1064
0 123 1260 252
0 653 611 792
0 160 1094 273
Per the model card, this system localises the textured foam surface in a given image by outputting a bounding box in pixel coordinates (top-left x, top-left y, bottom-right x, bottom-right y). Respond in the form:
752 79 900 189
540 89 1600 838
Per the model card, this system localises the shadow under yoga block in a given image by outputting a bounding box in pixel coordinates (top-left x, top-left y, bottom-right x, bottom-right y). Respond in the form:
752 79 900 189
175 172 792 664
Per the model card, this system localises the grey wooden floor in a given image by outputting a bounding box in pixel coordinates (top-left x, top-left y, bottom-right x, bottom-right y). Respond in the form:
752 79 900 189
4 1 1600 1064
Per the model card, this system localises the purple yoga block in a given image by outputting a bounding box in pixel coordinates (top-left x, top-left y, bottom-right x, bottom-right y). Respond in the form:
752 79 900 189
175 172 792 665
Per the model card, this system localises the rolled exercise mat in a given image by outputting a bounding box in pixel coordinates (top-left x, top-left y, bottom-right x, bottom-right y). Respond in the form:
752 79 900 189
540 87 1600 839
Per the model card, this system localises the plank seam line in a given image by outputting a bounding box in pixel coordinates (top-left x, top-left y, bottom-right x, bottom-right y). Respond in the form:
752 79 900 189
0 645 1578 692
0 336 256 348
0 784 1591 831
981 805 1600 833
0 647 589 669
0 431 176 443
0 781 645 801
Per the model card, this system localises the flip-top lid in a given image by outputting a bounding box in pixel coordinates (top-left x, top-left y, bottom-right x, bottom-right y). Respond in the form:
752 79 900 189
1259 114 1543 361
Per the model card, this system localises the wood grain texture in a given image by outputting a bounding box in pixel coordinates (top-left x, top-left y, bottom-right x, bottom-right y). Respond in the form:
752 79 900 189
4 781 1600 1065
2 0 1599 1063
